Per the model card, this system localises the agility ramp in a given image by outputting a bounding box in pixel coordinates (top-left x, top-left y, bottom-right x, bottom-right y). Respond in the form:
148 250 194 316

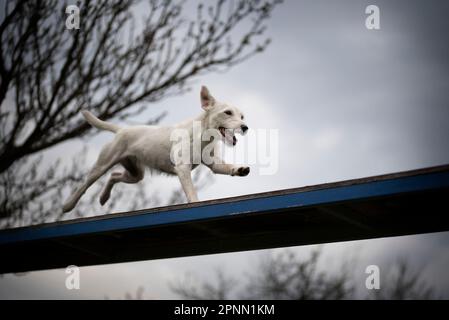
1 165 449 273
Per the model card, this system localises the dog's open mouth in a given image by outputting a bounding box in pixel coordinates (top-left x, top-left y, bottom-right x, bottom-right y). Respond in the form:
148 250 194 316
219 127 237 146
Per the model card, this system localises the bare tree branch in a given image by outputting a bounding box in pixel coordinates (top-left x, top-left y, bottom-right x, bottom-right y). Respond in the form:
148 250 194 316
0 0 281 173
0 0 281 224
170 249 439 300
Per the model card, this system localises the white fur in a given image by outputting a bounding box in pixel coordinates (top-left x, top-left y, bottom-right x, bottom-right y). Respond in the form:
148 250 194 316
62 86 250 212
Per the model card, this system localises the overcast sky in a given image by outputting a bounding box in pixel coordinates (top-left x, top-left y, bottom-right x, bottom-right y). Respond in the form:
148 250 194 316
1 0 449 299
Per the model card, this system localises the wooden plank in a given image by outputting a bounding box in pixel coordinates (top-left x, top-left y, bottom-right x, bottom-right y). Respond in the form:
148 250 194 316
0 164 448 273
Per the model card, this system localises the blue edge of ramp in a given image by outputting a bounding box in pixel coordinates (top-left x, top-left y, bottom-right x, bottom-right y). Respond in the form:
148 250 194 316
1 164 449 273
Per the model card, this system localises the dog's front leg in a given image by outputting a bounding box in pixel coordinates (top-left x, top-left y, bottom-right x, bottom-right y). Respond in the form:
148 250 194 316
206 157 250 177
174 164 199 202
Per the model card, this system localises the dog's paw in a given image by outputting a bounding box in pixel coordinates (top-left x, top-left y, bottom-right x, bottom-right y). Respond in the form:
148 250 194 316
234 166 250 177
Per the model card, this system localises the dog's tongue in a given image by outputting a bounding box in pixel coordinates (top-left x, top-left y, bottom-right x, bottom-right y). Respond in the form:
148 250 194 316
225 133 233 145
224 130 236 146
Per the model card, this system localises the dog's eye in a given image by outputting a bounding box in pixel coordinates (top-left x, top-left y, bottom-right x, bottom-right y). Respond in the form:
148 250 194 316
224 110 233 116
241 115 244 120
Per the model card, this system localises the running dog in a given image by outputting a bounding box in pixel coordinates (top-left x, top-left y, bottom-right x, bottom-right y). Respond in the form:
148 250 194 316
62 86 250 212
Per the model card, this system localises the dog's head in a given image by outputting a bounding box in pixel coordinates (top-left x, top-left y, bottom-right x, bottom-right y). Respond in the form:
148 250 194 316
200 86 248 147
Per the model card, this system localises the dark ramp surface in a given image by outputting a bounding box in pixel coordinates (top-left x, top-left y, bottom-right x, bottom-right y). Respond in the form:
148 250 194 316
1 165 449 273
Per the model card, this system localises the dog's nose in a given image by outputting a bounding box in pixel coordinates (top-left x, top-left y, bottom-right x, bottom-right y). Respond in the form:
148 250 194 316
241 125 248 133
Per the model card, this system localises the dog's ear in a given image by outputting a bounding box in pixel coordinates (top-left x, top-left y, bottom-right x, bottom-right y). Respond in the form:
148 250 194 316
200 86 216 110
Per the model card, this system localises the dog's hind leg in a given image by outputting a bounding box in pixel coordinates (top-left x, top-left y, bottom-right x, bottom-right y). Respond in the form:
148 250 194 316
62 142 123 212
99 157 144 206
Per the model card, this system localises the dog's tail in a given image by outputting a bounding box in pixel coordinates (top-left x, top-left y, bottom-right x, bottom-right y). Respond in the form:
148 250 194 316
82 110 121 133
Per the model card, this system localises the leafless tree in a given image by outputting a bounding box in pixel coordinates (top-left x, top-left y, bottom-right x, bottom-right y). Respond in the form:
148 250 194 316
0 0 281 226
171 249 440 300
171 249 354 300
242 249 353 299
170 268 237 300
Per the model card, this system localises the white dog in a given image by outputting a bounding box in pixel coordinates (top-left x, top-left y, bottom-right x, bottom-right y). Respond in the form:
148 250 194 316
62 86 250 212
